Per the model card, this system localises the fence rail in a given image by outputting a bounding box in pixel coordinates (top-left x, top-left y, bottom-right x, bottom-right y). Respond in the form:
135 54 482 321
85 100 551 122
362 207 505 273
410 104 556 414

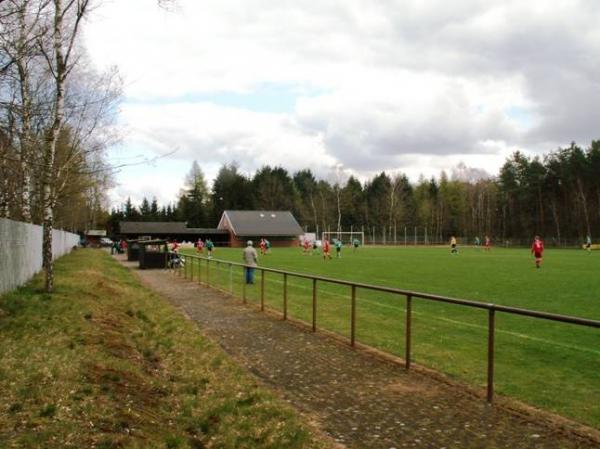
168 252 600 404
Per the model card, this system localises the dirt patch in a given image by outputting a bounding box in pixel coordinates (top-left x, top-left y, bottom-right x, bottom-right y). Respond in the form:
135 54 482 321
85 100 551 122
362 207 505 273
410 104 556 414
385 378 440 397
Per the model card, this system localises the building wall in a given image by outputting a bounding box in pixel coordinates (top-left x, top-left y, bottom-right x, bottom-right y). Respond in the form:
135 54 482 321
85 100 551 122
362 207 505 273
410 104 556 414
231 236 299 248
0 218 80 295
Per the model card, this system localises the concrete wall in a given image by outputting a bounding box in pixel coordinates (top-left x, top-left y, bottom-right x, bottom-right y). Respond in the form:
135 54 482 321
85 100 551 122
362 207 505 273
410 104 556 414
0 218 80 295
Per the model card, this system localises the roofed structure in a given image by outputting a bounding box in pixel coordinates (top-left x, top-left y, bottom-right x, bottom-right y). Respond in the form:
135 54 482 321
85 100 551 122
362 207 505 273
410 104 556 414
217 210 303 247
119 221 228 244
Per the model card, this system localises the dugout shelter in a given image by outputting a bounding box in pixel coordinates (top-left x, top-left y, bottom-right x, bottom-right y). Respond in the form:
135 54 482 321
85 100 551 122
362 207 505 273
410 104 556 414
119 221 229 246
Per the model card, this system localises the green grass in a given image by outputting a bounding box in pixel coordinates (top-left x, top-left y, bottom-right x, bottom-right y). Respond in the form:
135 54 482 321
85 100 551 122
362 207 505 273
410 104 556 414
181 245 600 428
0 249 330 449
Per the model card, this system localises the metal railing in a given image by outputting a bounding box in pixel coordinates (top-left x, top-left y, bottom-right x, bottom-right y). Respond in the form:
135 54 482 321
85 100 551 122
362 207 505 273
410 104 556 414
168 252 600 404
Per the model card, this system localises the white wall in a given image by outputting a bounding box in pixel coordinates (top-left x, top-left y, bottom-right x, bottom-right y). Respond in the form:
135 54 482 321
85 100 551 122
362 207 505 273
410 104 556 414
0 218 80 294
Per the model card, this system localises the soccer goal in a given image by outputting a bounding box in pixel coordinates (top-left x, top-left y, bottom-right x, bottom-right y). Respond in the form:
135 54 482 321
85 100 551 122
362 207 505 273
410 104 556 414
321 231 365 246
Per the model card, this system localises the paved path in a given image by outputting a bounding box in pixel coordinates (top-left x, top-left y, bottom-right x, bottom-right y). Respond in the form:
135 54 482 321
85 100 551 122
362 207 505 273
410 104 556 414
122 258 597 449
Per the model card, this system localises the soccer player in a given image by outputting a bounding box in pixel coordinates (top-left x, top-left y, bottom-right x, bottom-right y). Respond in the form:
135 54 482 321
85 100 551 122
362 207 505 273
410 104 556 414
171 239 180 253
259 238 267 256
266 239 271 254
303 238 310 254
353 238 360 253
474 236 481 247
450 236 458 254
335 239 342 258
206 239 214 259
484 235 491 252
585 235 592 252
195 238 204 253
531 235 544 268
322 239 332 260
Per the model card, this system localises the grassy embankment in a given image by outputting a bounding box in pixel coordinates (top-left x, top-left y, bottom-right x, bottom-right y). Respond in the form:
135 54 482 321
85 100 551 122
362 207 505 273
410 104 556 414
180 245 600 428
0 249 329 449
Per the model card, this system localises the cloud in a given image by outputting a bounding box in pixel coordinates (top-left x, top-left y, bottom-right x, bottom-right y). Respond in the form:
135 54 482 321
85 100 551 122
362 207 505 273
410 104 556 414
84 0 600 205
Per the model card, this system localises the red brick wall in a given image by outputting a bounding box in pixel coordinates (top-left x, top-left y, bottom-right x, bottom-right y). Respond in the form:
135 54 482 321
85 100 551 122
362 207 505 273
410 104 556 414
230 236 299 248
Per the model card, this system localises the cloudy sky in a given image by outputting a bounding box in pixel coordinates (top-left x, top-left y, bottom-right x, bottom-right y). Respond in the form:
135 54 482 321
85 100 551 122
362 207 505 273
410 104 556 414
84 0 600 207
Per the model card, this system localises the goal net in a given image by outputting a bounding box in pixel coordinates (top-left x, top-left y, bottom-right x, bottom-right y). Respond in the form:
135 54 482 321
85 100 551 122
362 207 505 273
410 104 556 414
321 231 365 246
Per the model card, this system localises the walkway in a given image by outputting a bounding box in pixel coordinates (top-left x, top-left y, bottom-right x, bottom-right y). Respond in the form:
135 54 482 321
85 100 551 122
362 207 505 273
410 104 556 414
121 258 598 449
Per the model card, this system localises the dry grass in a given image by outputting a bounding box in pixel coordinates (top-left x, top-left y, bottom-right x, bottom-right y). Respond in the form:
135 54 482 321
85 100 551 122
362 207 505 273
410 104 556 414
0 249 330 449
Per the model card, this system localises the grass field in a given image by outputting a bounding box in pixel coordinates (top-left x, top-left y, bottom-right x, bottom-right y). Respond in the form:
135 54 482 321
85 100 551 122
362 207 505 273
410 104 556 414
180 245 600 428
0 249 329 449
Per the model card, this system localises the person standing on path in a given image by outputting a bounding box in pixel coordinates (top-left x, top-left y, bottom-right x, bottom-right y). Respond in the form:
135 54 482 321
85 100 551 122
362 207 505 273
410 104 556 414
243 240 259 284
531 235 544 268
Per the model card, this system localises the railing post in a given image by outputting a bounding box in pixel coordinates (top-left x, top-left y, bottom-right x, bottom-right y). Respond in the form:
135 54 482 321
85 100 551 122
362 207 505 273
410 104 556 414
198 258 202 284
242 267 247 304
214 261 218 288
487 308 496 403
190 257 194 281
206 259 210 287
229 263 233 293
260 270 265 311
405 294 412 370
184 257 188 279
351 285 357 347
312 278 317 332
283 273 288 320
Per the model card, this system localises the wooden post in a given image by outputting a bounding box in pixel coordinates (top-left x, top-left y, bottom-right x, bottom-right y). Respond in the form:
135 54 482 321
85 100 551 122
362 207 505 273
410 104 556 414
260 270 265 311
351 285 356 346
206 259 210 287
312 279 317 332
487 308 496 403
405 294 412 370
242 268 247 304
198 258 202 284
283 273 288 320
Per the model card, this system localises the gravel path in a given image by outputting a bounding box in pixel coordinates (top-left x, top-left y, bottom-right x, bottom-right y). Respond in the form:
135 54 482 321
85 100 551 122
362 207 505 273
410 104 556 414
120 257 598 449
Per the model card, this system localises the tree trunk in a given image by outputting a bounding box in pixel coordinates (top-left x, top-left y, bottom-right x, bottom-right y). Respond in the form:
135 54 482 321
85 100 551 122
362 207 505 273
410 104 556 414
577 178 591 236
336 187 341 235
550 200 561 245
16 6 32 222
310 192 318 233
537 187 544 235
42 0 67 293
0 155 8 218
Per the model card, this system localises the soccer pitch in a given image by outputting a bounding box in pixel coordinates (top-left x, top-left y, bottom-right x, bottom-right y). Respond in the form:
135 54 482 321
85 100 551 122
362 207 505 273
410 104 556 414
181 245 600 427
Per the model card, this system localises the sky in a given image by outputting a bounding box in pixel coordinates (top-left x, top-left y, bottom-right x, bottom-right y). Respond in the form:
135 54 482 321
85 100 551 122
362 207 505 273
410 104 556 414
83 0 600 208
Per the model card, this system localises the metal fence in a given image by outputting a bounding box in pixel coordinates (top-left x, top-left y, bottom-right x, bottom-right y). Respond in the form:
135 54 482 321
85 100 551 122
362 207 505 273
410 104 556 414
167 253 600 404
0 218 80 294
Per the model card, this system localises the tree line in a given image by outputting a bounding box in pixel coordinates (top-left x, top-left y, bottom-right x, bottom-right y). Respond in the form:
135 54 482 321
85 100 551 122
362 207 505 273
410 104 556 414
110 140 600 245
0 0 122 291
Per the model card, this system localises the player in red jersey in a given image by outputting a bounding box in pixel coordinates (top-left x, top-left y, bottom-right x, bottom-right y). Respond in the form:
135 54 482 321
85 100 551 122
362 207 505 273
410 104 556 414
303 239 310 254
322 239 332 260
531 235 544 268
484 235 491 251
259 238 267 255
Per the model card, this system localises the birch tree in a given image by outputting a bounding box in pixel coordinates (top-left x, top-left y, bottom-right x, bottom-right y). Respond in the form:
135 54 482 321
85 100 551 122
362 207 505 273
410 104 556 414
39 0 91 292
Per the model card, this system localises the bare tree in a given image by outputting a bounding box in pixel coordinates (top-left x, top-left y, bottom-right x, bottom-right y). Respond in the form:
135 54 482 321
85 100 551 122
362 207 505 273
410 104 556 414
0 0 49 221
39 0 91 291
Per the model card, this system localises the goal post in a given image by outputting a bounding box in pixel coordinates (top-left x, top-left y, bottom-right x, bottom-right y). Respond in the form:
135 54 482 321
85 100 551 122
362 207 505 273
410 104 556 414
322 231 365 246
